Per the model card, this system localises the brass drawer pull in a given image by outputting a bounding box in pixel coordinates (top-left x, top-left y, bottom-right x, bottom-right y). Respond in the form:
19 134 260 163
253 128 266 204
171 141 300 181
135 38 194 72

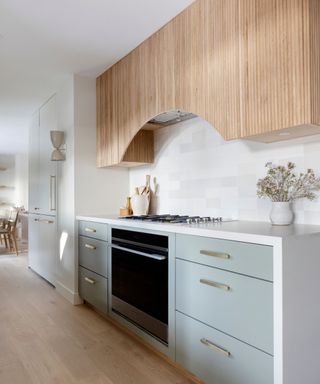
84 277 96 285
200 250 230 259
84 227 96 233
200 278 230 291
200 338 231 357
85 244 96 250
34 218 54 224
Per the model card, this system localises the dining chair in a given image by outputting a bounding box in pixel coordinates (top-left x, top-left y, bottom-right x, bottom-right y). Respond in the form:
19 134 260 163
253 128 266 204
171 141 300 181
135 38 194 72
0 208 20 255
0 208 10 247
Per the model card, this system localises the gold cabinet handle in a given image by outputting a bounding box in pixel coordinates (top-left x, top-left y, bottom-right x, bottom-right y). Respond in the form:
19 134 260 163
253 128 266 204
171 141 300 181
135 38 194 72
84 277 96 285
85 243 96 250
200 278 230 291
85 227 96 233
200 250 230 259
50 175 56 211
35 218 54 224
200 338 231 357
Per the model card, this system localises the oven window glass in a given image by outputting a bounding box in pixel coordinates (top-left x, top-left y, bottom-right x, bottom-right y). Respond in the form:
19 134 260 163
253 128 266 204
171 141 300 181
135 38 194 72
112 248 168 325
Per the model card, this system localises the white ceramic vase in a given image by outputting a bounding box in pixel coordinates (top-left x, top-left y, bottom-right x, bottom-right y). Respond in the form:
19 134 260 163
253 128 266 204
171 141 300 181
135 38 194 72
269 202 294 226
131 194 150 216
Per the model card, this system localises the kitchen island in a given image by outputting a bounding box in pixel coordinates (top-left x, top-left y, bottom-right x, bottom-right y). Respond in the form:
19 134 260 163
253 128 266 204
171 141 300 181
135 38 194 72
76 215 320 384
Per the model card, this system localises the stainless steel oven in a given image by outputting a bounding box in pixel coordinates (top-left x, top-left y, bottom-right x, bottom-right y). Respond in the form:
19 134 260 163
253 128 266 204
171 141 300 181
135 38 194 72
111 228 168 344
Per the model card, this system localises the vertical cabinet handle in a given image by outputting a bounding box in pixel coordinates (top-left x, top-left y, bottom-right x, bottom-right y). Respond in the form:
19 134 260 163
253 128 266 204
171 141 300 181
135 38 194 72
50 175 56 211
200 250 230 259
200 338 231 357
84 277 96 285
85 244 96 250
200 278 231 291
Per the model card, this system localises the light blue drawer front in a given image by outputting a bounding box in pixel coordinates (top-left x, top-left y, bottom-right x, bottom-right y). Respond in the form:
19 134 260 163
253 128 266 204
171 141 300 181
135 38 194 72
176 311 273 384
79 236 108 278
176 234 273 281
176 259 273 354
79 220 108 242
79 267 108 314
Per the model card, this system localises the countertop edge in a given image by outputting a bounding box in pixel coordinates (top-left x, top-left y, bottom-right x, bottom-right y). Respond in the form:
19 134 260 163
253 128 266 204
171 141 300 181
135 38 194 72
76 215 320 246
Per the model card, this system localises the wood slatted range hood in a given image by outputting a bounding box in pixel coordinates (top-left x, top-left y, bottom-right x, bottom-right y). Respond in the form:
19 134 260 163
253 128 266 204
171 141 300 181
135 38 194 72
97 0 320 167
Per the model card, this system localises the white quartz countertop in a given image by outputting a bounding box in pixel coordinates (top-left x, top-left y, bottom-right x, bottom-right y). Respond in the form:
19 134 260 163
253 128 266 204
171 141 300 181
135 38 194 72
76 214 320 246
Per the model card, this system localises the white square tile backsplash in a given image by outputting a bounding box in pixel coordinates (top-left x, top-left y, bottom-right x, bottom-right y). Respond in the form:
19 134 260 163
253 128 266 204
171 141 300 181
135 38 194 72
129 117 320 224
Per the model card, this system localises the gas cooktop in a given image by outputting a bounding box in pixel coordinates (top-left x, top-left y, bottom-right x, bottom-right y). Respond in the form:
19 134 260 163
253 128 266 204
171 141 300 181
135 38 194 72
119 214 233 224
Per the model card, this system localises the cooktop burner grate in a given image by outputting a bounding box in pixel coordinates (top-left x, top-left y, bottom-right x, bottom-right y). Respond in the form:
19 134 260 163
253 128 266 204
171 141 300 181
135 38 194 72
119 214 230 224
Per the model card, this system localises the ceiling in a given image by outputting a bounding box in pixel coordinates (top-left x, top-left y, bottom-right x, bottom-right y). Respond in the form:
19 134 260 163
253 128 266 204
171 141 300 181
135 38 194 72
0 0 195 154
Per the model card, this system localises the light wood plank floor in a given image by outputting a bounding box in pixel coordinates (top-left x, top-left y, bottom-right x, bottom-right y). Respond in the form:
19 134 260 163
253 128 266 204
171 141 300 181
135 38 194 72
0 248 193 384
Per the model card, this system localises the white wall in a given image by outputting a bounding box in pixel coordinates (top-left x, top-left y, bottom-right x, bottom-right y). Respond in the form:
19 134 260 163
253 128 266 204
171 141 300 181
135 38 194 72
74 75 128 216
129 117 320 225
55 75 129 304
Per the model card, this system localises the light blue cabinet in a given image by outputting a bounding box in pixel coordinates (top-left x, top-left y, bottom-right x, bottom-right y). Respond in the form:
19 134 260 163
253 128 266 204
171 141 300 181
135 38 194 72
79 220 108 242
78 220 109 312
79 236 108 278
176 234 273 281
176 311 273 384
176 258 273 354
176 233 274 383
79 267 108 314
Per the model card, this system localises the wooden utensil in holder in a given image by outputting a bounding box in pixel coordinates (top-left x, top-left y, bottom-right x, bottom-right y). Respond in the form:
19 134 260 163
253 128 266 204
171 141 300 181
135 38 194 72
131 175 151 215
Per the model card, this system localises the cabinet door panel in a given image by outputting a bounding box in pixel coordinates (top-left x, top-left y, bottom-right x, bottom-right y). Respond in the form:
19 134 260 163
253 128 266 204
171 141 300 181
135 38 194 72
28 112 40 213
78 221 108 242
239 0 309 137
176 311 273 384
38 96 57 215
79 236 108 278
28 214 56 286
176 258 273 354
79 267 108 314
176 234 273 281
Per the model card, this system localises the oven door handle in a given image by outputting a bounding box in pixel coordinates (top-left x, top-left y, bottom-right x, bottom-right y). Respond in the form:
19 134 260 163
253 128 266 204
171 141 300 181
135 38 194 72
111 244 167 261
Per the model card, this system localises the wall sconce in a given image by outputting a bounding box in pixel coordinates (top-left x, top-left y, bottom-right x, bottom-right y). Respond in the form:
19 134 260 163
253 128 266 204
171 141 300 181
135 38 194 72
50 131 66 161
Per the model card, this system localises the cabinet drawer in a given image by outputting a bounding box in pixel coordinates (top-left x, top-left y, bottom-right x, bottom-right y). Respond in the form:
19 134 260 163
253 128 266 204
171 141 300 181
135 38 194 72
176 259 273 354
79 267 108 314
79 221 108 241
176 234 273 281
79 236 108 278
176 311 273 384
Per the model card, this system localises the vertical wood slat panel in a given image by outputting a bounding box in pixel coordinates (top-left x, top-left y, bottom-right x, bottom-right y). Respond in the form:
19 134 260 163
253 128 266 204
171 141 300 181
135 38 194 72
309 0 320 125
239 0 311 137
96 0 241 167
96 0 320 166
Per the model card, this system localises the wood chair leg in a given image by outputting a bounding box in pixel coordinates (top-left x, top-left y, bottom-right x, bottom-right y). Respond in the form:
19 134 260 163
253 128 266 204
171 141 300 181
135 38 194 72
11 233 18 256
4 234 9 249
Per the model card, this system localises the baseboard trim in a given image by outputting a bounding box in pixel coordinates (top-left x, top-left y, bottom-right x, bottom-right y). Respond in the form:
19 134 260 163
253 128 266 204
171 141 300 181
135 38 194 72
55 280 83 305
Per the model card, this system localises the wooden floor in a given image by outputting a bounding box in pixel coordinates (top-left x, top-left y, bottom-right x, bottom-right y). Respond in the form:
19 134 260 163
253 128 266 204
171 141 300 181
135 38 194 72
0 246 193 384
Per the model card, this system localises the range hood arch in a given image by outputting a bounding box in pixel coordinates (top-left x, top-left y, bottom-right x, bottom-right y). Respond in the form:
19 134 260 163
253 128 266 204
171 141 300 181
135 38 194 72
97 0 320 168
119 108 219 167
96 0 240 168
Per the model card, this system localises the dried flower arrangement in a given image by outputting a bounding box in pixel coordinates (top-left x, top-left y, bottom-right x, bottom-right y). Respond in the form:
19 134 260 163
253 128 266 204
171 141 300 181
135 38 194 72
257 162 320 202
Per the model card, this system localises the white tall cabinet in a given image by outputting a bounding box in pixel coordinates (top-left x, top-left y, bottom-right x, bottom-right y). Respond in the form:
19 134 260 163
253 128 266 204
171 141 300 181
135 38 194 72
29 95 57 215
28 95 57 286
